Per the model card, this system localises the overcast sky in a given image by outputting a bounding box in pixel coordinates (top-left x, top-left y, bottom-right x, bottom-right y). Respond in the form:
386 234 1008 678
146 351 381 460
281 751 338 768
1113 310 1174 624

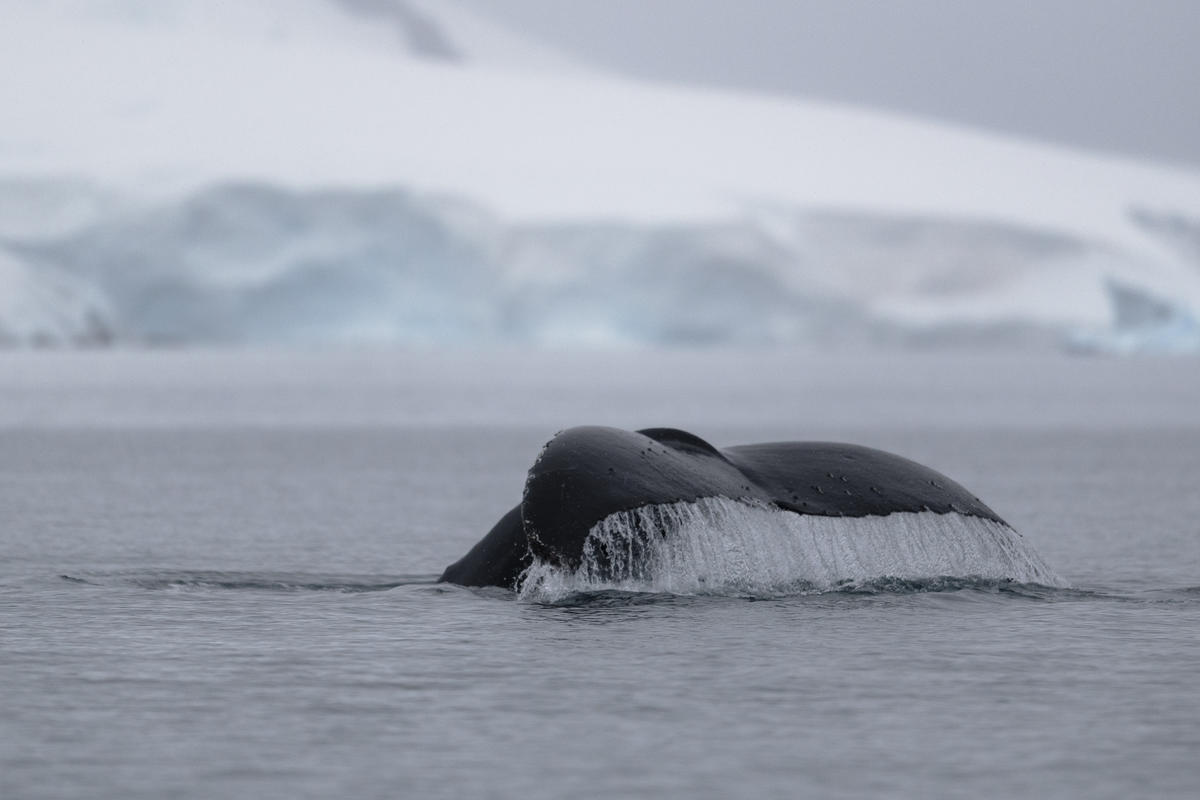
457 0 1200 170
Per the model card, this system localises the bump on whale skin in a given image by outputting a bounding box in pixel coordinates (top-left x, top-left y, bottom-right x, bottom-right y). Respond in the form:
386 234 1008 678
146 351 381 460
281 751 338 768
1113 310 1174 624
438 426 1004 589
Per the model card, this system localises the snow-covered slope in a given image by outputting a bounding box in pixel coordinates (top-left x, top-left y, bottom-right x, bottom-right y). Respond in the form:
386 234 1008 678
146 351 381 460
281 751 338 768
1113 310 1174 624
0 248 114 346
1 0 1198 350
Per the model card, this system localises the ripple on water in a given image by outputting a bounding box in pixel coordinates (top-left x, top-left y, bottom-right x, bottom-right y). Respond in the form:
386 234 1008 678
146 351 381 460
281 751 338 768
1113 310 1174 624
58 571 438 593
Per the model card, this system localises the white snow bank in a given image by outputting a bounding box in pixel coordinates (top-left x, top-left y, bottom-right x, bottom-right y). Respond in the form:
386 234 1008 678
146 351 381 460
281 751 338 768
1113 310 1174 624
1 0 1196 254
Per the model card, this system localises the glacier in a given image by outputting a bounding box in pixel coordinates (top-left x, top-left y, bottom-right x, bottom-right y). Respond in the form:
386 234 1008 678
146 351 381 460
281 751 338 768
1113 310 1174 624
1 0 1199 350
6 180 1197 350
0 246 114 347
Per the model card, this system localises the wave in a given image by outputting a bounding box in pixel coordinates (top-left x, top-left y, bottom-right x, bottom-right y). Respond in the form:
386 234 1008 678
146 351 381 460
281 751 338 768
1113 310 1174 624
536 579 1084 609
518 497 1065 603
59 570 437 593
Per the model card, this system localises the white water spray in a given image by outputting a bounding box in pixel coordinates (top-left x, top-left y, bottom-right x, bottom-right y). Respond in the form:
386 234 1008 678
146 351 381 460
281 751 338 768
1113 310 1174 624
519 497 1064 601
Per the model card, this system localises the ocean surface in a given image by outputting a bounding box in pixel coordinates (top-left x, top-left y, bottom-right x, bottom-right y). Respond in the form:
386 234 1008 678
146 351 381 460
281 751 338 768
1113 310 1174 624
2 350 1199 799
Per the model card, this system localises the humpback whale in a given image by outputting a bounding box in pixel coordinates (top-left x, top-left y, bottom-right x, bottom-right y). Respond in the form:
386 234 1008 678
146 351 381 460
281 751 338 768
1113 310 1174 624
440 426 1039 590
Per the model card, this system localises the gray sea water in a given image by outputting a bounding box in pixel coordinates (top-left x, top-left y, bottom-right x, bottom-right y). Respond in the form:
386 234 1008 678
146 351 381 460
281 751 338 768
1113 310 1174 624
2 350 1199 799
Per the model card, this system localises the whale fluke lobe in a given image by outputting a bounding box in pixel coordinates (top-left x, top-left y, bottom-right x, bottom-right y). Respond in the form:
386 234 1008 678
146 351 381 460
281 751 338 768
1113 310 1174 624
439 426 1046 592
